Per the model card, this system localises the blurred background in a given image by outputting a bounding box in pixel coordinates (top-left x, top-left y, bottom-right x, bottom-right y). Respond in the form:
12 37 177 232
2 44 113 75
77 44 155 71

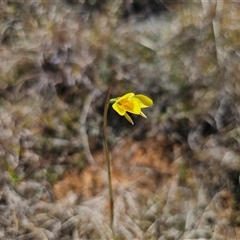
0 0 240 239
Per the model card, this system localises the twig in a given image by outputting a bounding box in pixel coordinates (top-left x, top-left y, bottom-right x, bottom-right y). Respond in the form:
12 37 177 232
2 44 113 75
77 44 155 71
212 1 224 69
79 88 101 166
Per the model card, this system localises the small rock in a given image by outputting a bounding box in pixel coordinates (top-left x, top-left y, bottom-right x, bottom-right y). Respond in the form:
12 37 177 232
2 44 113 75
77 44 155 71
222 151 240 169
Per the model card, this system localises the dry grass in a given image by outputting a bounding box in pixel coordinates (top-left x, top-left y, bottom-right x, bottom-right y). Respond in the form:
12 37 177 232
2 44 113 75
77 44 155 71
0 0 240 239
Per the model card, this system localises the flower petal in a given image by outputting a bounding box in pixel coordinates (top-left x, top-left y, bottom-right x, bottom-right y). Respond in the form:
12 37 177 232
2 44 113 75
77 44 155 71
112 102 126 116
116 92 135 103
124 113 134 125
134 95 153 108
118 99 141 114
140 111 147 118
123 92 135 99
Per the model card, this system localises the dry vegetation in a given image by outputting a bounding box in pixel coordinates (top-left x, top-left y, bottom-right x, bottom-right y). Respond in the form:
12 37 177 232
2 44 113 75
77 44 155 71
1 0 240 239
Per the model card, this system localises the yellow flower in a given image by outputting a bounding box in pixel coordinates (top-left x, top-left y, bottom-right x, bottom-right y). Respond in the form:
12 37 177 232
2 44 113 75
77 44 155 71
110 92 153 125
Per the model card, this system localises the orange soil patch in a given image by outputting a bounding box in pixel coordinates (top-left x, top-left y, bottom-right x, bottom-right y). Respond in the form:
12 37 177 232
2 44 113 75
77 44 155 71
53 136 179 202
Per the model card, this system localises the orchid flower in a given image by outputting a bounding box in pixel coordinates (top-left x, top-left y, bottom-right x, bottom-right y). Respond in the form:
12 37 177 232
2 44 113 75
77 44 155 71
110 92 153 125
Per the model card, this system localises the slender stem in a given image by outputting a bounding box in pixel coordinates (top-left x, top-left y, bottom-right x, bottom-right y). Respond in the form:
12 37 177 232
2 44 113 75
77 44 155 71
103 87 114 233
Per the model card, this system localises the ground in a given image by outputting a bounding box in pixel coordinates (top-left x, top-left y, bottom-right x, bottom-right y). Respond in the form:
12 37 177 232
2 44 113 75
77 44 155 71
0 1 240 239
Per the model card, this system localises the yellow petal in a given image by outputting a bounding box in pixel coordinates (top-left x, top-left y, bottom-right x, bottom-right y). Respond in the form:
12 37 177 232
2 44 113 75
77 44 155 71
134 94 153 108
112 102 126 116
116 93 135 102
118 99 141 114
140 111 147 118
124 113 134 125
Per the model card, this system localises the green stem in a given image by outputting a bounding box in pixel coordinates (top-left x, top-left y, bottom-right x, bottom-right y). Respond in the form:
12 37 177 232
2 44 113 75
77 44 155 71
103 87 114 234
109 98 117 104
